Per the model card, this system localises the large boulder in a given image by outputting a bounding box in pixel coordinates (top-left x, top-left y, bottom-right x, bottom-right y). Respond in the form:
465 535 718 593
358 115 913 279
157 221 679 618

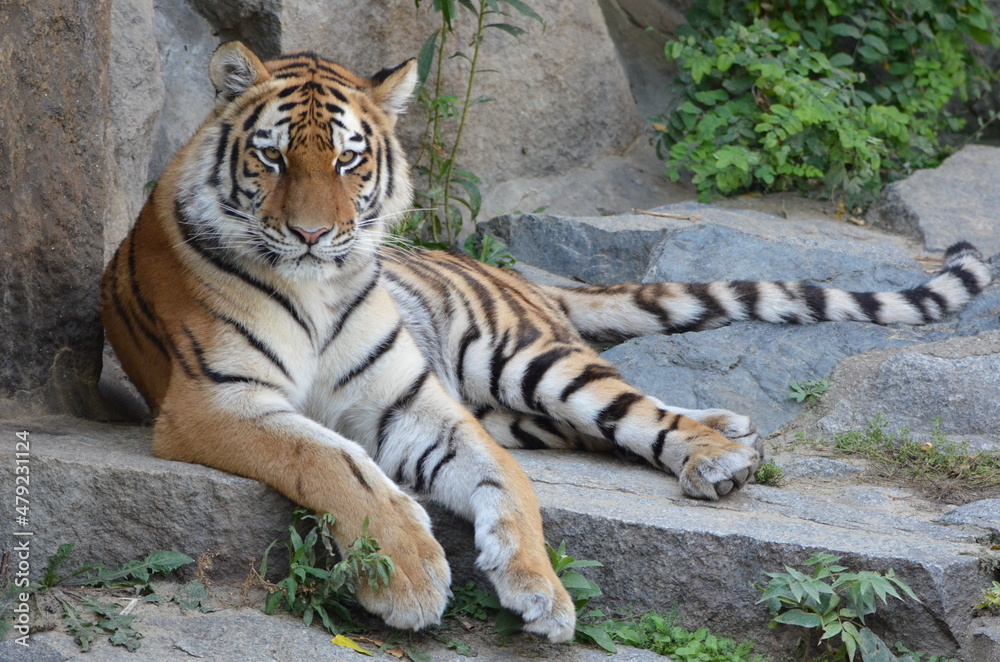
0 1 115 418
868 145 1000 256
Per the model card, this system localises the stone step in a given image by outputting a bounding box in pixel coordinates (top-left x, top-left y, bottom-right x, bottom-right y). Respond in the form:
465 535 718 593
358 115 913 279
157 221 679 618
2 417 996 659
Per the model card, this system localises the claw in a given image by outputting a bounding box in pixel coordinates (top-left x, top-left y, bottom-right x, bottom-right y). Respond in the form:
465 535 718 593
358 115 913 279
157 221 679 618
734 467 750 485
715 479 734 496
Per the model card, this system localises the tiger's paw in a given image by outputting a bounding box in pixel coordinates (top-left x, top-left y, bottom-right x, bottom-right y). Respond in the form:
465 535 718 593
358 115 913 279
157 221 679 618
486 561 576 642
353 495 452 631
678 434 760 501
654 402 762 455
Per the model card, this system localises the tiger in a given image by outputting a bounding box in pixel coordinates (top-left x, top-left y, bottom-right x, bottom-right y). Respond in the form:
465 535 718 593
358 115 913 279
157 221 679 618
101 41 991 641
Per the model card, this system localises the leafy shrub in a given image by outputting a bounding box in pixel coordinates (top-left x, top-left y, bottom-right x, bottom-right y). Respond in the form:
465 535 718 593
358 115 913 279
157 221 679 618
758 552 921 661
654 0 1000 207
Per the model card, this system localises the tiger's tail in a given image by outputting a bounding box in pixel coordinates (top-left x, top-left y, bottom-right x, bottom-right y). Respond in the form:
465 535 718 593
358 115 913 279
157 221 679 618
542 241 992 343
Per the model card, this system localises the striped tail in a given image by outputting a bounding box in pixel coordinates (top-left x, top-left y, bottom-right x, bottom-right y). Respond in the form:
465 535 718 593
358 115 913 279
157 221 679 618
542 241 992 344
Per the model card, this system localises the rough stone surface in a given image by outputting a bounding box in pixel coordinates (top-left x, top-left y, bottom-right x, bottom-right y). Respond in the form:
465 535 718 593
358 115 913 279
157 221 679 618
780 457 864 480
0 418 293 584
817 332 1000 449
940 499 1000 536
22 598 668 661
0 0 113 418
148 0 218 182
966 618 1000 662
3 418 992 658
868 145 1000 256
106 0 164 260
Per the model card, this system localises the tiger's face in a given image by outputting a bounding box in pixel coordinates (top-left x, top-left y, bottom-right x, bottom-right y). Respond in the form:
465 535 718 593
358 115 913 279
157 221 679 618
175 42 417 281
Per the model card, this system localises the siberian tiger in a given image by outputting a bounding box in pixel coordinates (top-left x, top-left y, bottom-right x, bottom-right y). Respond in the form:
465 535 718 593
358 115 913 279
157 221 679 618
101 41 991 640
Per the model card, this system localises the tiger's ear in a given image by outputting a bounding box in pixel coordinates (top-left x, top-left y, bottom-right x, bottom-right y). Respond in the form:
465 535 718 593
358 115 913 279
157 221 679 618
209 41 270 112
368 60 418 125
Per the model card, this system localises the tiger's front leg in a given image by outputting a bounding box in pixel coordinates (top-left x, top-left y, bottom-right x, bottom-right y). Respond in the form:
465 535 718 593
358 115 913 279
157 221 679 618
153 381 452 631
330 357 576 642
483 345 761 500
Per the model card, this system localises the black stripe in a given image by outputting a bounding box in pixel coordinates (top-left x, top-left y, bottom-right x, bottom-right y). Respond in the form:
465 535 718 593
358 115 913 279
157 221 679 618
128 236 158 326
510 419 547 449
559 363 620 401
328 86 348 103
596 392 644 443
183 326 281 389
411 431 443 494
324 102 344 115
651 429 667 468
360 120 373 136
343 452 373 493
228 137 241 205
210 123 232 187
456 324 483 388
164 332 197 379
208 310 292 381
488 330 511 403
277 84 301 98
320 269 381 354
801 284 827 322
242 101 266 131
731 280 760 320
902 285 946 322
851 291 881 322
476 478 504 491
384 142 395 198
330 324 401 390
433 257 500 336
948 265 983 296
521 346 577 413
175 199 314 338
426 429 458 492
676 283 727 332
376 369 431 456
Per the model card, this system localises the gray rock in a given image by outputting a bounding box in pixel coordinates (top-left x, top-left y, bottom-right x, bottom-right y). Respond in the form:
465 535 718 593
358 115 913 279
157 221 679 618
965 618 1000 662
817 333 1000 446
148 0 218 182
781 457 864 480
0 0 113 419
602 322 935 437
939 499 1000 536
107 0 164 259
0 640 65 662
868 145 1000 256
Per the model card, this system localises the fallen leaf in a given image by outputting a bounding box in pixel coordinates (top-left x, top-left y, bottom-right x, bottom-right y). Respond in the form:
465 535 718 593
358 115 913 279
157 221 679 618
331 634 373 656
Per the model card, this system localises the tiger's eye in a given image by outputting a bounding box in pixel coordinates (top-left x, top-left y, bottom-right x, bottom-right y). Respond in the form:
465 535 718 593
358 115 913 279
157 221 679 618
261 146 283 162
338 150 357 164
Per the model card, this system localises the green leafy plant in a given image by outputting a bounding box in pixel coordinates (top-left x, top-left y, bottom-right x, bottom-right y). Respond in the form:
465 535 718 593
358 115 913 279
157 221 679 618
654 0 1000 208
260 509 394 634
973 581 1000 614
758 552 920 661
19 544 195 652
603 611 767 662
400 0 541 263
463 232 516 268
789 379 830 404
755 459 784 486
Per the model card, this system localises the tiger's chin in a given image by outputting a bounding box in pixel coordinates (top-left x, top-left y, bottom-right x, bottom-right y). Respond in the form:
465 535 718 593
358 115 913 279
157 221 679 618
269 248 371 282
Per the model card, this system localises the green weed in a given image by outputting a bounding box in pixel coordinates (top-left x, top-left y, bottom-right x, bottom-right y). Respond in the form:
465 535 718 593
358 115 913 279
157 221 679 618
833 414 1000 501
974 581 1000 614
259 509 394 634
754 459 784 486
400 0 541 266
789 379 830 404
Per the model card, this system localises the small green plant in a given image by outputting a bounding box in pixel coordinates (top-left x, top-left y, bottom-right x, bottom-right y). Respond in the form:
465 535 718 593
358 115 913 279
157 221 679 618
758 552 920 661
19 544 195 651
789 379 830 404
755 459 784 486
654 0 1000 208
974 581 1000 614
463 232 516 269
260 509 394 634
833 414 1000 500
603 611 767 662
402 0 540 263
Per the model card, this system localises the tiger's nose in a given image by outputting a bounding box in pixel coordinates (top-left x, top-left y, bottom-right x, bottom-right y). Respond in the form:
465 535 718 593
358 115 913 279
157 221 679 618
289 225 331 245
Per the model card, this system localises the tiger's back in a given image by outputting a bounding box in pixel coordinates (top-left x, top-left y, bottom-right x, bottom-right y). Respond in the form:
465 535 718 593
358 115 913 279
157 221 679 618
101 41 990 639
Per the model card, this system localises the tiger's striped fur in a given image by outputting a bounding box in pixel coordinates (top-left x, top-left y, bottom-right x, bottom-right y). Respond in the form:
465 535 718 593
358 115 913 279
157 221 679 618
101 42 991 639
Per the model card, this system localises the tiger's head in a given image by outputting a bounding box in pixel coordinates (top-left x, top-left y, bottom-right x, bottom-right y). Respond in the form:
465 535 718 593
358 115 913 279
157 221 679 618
174 41 416 281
